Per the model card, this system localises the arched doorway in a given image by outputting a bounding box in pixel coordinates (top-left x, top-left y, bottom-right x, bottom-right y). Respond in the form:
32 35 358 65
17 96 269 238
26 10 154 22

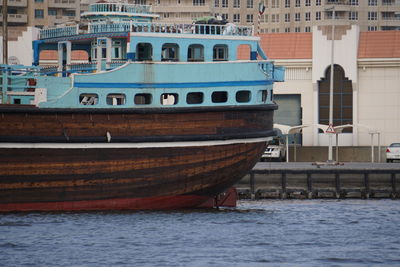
318 64 353 133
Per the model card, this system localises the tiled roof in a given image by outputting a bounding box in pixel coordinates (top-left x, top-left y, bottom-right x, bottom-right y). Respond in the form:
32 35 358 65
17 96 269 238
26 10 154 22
257 33 313 59
358 31 400 58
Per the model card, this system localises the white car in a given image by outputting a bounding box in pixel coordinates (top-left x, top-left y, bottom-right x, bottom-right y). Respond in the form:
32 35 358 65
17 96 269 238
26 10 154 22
260 137 286 162
386 143 400 163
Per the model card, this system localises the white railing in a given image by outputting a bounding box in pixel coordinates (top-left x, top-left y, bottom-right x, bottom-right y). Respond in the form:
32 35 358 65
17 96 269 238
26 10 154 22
88 3 152 14
39 25 78 39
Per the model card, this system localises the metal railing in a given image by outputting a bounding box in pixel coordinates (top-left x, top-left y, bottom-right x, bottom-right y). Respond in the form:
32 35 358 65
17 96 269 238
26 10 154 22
88 3 152 14
39 25 78 39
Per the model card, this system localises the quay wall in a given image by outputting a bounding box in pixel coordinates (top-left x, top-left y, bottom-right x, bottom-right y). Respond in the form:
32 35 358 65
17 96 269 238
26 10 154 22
237 162 400 199
286 146 387 163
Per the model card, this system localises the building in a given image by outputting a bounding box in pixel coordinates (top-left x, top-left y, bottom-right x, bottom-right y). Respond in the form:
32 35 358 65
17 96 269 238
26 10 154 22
0 0 80 30
244 26 400 150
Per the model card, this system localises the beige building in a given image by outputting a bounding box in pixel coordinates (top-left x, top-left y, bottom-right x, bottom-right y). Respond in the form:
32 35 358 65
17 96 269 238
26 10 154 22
0 0 80 30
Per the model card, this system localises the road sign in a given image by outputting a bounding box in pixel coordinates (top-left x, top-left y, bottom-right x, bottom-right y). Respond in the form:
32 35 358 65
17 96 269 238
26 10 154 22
326 124 336 134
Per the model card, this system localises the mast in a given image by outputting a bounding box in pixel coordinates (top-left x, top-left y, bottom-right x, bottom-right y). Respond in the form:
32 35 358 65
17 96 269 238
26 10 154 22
2 0 7 64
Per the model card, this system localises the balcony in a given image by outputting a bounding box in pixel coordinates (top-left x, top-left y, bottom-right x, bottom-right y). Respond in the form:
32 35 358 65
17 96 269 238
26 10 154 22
0 13 27 24
0 0 27 7
152 5 211 13
48 0 78 9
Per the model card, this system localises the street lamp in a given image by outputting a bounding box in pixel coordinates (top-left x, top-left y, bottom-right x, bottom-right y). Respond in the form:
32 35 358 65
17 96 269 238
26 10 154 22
327 6 335 162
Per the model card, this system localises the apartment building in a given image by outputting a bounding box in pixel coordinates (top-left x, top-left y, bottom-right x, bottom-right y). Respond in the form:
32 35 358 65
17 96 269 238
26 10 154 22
1 0 80 29
258 0 400 33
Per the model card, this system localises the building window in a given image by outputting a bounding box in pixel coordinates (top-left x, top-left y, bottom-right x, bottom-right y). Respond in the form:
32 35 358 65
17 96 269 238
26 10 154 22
247 0 253 8
271 0 279 8
350 0 358 5
214 0 219 7
316 0 321 5
261 14 268 22
222 0 228 8
48 9 57 16
295 13 300 21
305 26 311 32
193 0 205 6
305 0 310 6
316 11 321 20
272 14 279 23
349 11 358 20
246 14 253 23
285 27 290 32
107 94 126 106
368 26 378 31
318 65 353 130
368 0 377 6
285 0 290 8
35 0 44 2
295 27 300 32
305 12 310 21
34 9 44 19
285 13 290 22
213 45 228 61
233 0 240 8
233 13 240 22
221 13 228 20
368 11 377 20
295 0 300 7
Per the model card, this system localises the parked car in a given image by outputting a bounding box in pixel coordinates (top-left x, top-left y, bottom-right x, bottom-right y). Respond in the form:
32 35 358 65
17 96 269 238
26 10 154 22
386 143 400 163
260 136 286 162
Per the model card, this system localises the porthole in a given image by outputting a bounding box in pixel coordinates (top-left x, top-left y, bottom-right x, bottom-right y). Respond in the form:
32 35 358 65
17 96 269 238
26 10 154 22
212 91 228 103
79 93 98 105
134 93 152 105
161 93 178 105
236 90 251 103
186 92 204 104
106 94 126 106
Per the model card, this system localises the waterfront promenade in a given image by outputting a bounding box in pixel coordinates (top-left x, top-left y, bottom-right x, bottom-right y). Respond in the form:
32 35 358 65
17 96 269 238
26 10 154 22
237 162 400 199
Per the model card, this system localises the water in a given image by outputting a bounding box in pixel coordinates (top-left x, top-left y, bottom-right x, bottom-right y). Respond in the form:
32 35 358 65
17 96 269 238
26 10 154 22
1 199 400 266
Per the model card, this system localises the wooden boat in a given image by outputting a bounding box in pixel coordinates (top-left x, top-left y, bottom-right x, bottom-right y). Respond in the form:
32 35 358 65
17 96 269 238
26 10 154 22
0 1 284 211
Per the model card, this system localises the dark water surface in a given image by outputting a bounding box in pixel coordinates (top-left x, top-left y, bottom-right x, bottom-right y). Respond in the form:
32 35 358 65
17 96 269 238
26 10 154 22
1 199 400 266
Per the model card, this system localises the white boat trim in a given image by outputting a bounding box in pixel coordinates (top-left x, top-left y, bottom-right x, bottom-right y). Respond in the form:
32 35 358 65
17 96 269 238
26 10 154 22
0 137 271 149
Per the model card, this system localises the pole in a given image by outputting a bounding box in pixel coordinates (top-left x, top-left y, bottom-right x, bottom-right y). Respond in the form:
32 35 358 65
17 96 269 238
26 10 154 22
378 132 381 163
370 133 374 163
335 133 339 162
286 135 289 162
328 7 335 162
2 0 7 65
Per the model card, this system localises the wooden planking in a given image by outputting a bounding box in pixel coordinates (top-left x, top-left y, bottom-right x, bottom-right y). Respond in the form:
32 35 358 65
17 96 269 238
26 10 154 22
0 109 274 141
0 142 266 205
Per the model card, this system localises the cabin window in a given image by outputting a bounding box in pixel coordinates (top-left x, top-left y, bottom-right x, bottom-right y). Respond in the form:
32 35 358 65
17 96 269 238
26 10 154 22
161 93 179 105
259 90 268 102
79 94 98 105
161 43 179 61
136 43 153 61
213 45 228 61
13 98 21 104
236 90 251 103
188 44 204 62
135 93 152 105
212 91 228 103
187 92 204 104
107 94 126 106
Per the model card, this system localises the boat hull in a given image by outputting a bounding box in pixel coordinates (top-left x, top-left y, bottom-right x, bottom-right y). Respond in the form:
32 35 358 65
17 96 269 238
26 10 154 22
0 139 266 212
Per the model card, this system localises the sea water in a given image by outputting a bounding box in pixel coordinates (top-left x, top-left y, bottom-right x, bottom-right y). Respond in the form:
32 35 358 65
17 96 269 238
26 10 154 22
1 199 400 266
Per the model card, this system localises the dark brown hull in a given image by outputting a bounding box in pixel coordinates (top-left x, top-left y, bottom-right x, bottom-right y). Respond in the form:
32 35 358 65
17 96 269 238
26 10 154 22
0 105 275 211
0 105 276 142
0 140 266 211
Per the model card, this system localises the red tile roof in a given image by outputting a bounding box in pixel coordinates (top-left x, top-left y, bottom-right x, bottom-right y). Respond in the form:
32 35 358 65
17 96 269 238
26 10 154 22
40 50 88 61
358 31 400 58
257 33 313 59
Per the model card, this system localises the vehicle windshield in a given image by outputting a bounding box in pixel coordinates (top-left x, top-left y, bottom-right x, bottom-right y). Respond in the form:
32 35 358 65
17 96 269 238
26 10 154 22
268 138 280 145
390 143 400 147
